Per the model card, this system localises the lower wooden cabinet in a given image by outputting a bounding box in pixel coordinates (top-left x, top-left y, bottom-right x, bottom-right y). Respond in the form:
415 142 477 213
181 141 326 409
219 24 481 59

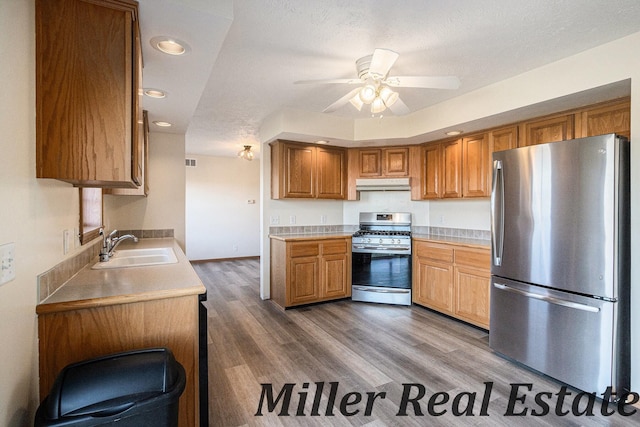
413 240 490 329
38 295 200 427
271 237 351 308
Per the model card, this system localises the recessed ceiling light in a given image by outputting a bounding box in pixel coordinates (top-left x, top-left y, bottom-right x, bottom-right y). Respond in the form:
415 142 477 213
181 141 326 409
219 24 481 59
150 36 190 56
153 120 172 127
316 140 329 144
144 88 167 99
445 130 463 136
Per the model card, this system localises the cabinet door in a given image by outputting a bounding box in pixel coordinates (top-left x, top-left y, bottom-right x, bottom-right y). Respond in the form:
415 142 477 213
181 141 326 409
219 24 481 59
421 144 441 199
414 257 454 313
490 126 518 152
454 266 490 329
317 147 346 199
441 139 462 198
462 134 490 197
383 147 409 176
289 256 320 305
520 114 574 147
36 0 139 188
358 149 382 176
575 99 630 139
284 144 316 198
321 253 350 299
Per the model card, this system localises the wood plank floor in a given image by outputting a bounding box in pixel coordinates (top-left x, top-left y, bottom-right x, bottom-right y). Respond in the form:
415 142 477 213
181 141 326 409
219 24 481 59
193 258 640 427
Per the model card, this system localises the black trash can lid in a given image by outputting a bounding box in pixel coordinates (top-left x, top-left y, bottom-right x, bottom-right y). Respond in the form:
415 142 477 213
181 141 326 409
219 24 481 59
43 347 183 420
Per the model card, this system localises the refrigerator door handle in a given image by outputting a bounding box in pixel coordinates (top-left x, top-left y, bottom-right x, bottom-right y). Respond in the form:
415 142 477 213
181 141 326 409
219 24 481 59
493 283 600 313
491 160 504 266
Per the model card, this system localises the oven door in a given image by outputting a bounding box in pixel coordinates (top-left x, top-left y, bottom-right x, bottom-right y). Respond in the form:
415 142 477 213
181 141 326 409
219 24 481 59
352 252 412 289
351 252 412 305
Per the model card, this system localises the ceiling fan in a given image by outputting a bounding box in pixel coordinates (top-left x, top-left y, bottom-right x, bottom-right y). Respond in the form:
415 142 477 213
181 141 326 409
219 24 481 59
295 48 460 116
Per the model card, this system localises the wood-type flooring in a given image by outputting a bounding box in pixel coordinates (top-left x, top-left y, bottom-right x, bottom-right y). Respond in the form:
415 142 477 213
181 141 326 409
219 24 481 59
193 258 640 426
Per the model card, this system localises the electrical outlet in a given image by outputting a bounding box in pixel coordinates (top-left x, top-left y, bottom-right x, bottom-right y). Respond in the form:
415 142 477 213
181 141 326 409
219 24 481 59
439 215 445 225
0 242 16 286
320 215 327 224
232 244 238 252
289 215 296 225
270 215 280 225
247 199 256 204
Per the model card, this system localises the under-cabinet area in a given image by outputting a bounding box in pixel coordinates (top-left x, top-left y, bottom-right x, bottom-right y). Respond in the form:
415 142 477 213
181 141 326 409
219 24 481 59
36 239 206 427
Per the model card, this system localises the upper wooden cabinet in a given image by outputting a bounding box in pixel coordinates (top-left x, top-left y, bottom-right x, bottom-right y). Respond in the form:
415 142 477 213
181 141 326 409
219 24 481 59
519 114 574 147
105 110 150 196
489 126 518 153
420 138 468 200
271 141 347 200
575 99 630 139
462 133 490 198
354 147 410 177
36 0 143 188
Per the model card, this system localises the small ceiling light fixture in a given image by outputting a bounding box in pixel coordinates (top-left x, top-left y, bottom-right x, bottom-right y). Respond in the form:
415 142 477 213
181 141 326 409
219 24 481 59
150 36 190 56
144 88 167 99
445 130 463 136
238 145 254 161
153 120 172 127
315 140 329 144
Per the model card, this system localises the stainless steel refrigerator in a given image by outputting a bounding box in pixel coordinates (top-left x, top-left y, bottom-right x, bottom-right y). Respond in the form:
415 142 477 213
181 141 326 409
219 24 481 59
490 133 630 397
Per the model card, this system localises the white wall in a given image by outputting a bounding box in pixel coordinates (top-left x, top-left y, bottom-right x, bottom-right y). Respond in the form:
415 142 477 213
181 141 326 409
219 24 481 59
104 132 187 248
0 2 88 423
185 155 260 260
343 191 431 226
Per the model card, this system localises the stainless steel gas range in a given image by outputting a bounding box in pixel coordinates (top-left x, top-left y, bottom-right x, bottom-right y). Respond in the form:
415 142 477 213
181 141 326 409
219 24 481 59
351 212 412 306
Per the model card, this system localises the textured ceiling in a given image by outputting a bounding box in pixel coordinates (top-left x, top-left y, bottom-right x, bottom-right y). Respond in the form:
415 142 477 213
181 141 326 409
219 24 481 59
138 0 640 158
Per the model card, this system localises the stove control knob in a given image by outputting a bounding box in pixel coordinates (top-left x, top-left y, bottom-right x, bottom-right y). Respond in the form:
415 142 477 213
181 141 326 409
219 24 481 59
379 239 383 244
365 238 371 244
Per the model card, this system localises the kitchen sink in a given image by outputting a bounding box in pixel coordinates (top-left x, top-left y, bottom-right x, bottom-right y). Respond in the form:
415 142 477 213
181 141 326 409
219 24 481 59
91 247 178 269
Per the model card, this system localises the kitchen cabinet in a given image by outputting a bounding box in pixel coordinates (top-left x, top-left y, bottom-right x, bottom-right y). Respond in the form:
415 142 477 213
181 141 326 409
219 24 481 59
462 133 490 197
413 239 490 329
420 139 462 199
490 125 518 152
519 114 574 147
575 98 630 139
354 147 410 177
36 0 143 188
104 110 150 196
271 141 347 199
270 237 351 308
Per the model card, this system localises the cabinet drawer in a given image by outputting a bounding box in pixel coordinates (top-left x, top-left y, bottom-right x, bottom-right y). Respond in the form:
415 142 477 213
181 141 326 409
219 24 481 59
415 242 453 263
322 240 348 255
455 248 490 270
289 242 320 258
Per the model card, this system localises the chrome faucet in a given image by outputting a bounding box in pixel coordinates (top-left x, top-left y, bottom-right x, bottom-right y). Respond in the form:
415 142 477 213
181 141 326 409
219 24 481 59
99 228 139 262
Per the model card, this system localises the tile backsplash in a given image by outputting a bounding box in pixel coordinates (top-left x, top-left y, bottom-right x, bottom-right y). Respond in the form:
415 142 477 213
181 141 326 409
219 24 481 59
37 229 174 303
270 224 490 240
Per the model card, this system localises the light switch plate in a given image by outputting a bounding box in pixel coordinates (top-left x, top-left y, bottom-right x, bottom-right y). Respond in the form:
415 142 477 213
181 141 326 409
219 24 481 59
0 242 16 285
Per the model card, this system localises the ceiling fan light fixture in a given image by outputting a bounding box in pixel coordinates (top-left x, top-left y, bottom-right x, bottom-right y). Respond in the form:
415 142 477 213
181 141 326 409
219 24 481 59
371 97 386 114
238 145 254 161
359 79 377 104
349 94 364 111
379 86 398 107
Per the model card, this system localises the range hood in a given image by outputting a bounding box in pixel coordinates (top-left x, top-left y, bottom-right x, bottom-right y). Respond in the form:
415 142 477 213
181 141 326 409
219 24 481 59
355 178 411 191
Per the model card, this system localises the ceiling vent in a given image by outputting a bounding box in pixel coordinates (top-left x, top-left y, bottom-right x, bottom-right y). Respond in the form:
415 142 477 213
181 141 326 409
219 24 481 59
185 158 197 167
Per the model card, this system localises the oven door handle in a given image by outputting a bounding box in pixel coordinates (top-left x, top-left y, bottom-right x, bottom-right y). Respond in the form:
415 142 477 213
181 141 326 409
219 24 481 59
353 245 411 251
352 286 411 294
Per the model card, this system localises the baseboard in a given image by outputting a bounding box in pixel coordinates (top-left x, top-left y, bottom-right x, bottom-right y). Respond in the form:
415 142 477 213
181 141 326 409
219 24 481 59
190 255 260 263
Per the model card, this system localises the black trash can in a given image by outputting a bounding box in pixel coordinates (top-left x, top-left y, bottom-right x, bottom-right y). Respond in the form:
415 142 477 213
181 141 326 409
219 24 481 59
35 348 186 427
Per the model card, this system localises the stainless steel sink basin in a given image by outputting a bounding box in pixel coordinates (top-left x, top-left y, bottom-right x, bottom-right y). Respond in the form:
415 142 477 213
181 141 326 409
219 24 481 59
92 247 178 269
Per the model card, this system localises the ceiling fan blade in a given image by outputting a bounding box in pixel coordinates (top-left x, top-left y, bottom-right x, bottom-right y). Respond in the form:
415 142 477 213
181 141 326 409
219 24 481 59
294 78 361 85
368 48 399 79
323 87 362 113
388 97 410 116
385 76 461 90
